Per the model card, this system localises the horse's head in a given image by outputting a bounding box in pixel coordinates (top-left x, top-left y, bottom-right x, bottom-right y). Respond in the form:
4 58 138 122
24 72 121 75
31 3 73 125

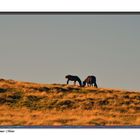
82 81 86 87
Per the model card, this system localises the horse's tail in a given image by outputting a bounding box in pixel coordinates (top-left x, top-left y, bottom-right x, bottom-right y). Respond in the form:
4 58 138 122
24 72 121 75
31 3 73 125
92 76 98 88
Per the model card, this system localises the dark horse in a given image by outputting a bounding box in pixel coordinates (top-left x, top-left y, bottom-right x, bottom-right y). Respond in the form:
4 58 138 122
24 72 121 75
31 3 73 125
83 75 98 88
65 75 82 86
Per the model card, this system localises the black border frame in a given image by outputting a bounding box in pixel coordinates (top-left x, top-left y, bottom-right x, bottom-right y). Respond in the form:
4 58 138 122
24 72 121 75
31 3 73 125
0 11 140 129
0 12 140 15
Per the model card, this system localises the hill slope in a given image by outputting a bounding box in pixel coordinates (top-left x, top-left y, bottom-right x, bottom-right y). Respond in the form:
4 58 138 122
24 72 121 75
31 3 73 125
0 79 140 126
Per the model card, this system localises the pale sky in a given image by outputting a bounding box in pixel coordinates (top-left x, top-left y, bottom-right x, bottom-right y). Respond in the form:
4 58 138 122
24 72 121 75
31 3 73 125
0 14 140 91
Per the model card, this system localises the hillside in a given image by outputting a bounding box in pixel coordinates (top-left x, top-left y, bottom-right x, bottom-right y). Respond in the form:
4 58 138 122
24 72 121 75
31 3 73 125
0 78 140 126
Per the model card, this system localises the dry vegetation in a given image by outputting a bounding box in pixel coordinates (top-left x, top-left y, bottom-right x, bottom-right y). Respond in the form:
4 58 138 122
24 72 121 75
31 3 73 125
0 78 140 126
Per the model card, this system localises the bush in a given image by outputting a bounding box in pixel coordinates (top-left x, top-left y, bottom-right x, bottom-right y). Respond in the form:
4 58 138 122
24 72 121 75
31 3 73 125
55 99 75 109
27 95 43 102
0 88 7 93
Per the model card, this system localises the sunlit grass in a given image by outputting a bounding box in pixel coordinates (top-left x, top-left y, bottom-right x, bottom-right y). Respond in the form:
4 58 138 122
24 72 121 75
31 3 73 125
0 79 140 126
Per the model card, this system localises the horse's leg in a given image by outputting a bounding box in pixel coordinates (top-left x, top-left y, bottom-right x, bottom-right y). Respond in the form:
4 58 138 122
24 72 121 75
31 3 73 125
74 81 76 85
94 82 98 88
67 79 69 84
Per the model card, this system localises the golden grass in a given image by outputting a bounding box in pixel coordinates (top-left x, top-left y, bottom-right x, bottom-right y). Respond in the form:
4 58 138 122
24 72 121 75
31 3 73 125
0 78 140 126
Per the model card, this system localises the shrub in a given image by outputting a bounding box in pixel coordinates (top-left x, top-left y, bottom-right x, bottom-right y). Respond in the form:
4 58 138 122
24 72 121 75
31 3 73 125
55 99 75 109
0 88 7 93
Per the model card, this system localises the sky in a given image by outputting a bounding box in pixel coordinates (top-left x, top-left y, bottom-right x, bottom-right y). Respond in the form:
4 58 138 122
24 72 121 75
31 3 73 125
0 14 140 91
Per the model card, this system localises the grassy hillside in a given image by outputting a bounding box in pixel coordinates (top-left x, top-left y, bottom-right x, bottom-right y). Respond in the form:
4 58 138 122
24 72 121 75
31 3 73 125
0 78 140 126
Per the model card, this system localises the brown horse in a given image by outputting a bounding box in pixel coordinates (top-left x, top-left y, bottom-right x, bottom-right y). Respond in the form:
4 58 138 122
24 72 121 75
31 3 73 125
65 75 82 86
83 75 98 88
